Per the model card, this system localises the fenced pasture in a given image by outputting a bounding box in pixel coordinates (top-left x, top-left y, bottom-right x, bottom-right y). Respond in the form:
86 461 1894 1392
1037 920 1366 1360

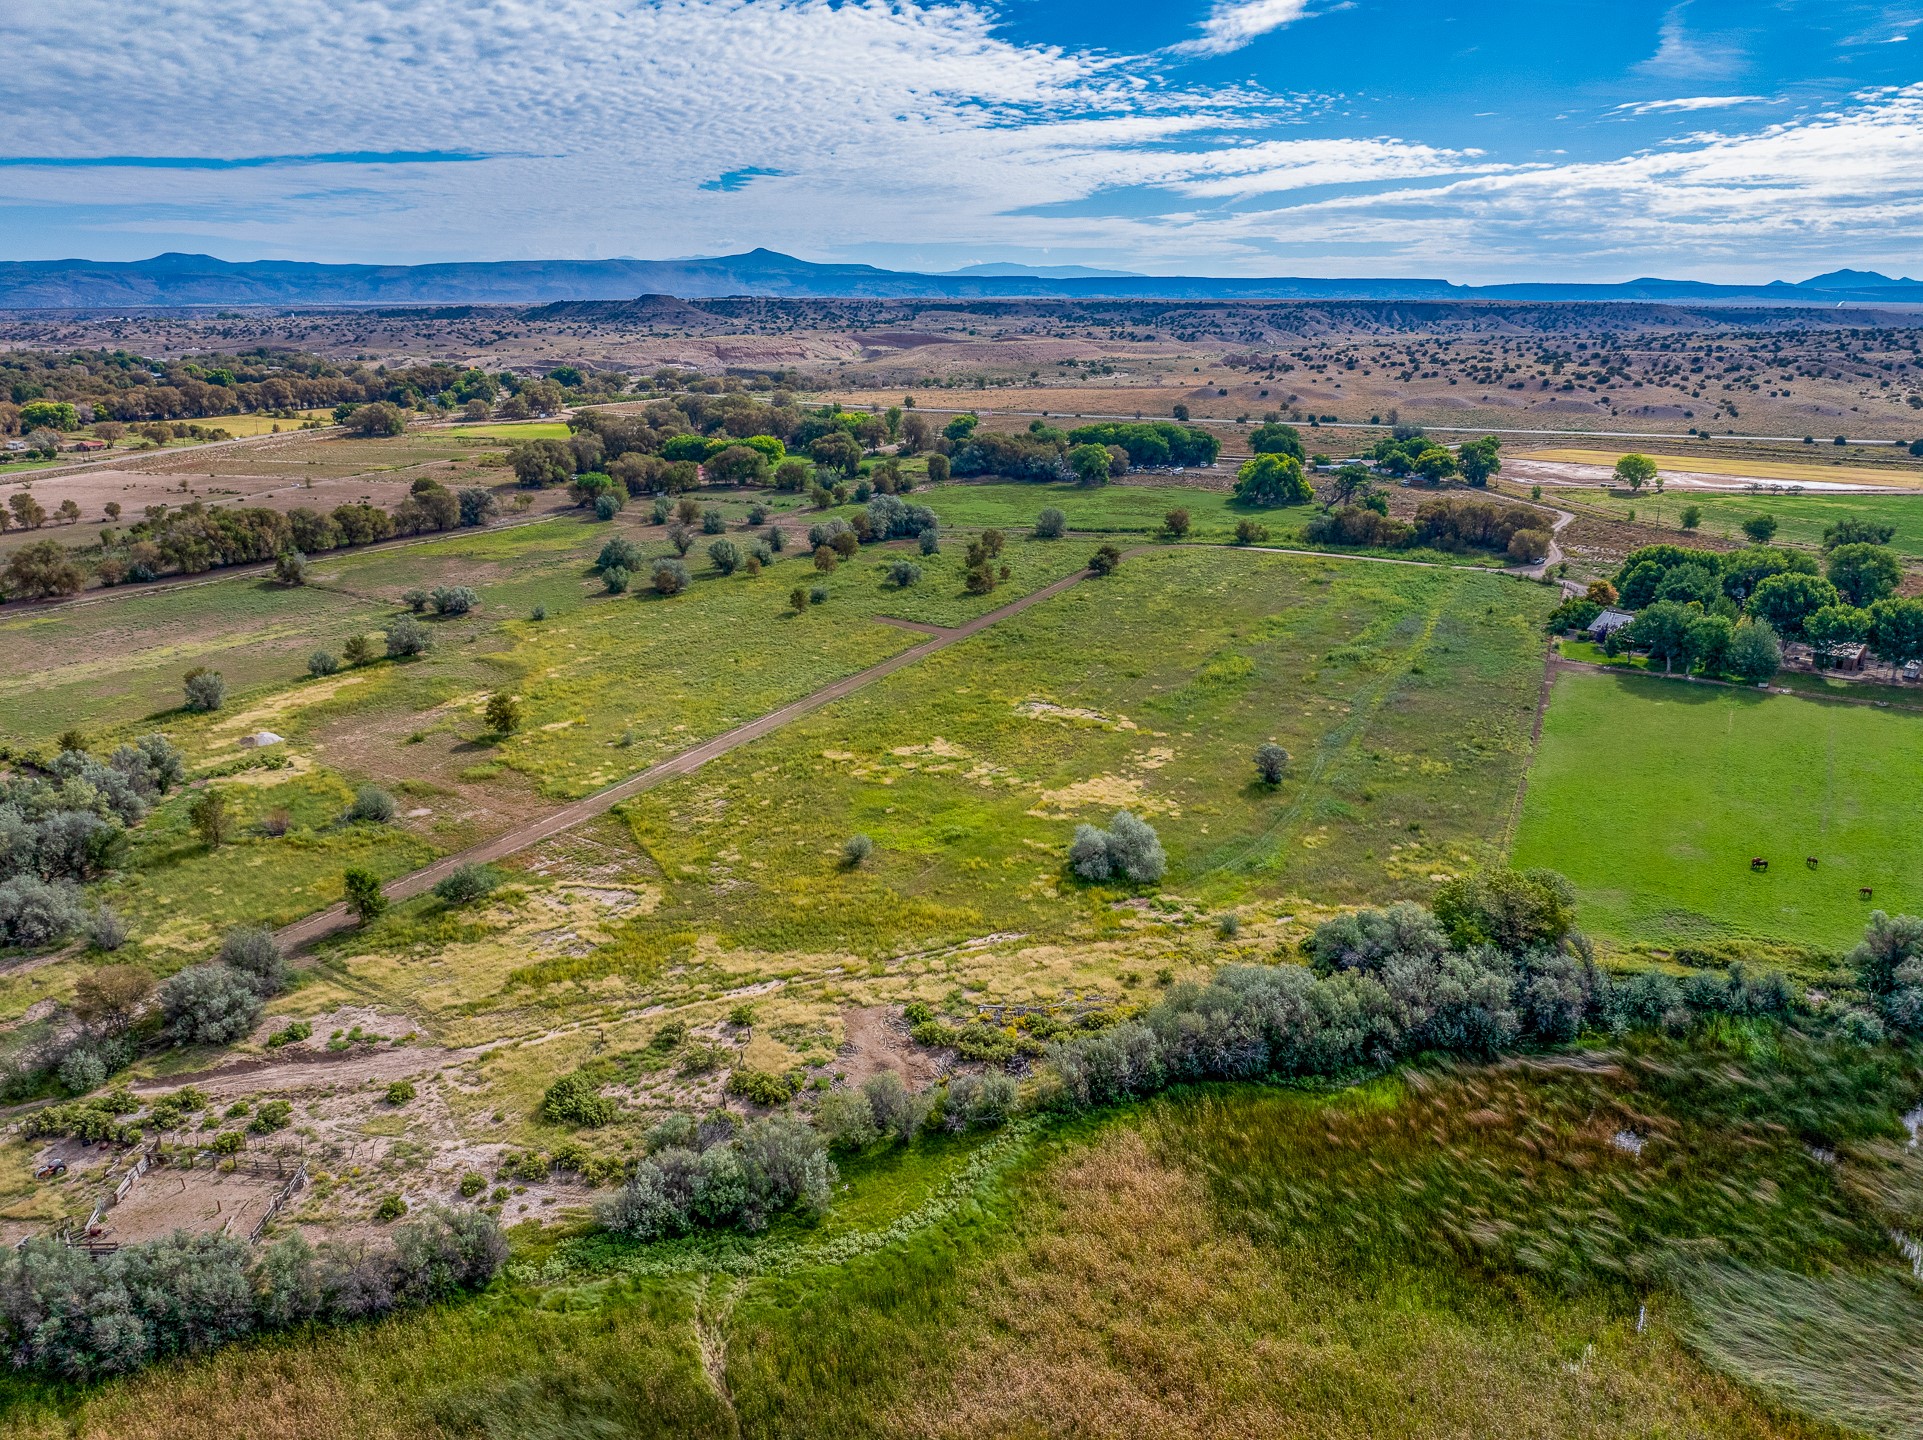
1512 669 1923 948
1563 486 1923 558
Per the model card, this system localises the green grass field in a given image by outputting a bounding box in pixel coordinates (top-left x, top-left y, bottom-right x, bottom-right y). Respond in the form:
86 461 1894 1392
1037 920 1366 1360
1568 487 1923 558
509 549 1557 984
1513 669 1923 948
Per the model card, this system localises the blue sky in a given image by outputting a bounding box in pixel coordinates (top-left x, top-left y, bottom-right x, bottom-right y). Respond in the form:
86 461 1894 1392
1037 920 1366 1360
1 0 1919 281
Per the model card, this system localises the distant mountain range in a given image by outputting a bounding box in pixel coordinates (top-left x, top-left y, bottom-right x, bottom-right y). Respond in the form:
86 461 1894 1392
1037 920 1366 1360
0 248 1919 309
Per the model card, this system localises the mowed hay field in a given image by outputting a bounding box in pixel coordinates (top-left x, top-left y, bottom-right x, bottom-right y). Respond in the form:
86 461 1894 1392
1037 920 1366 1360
1512 670 1923 948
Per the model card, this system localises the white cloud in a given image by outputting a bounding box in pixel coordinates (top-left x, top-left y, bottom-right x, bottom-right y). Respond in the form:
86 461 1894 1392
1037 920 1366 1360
1171 0 1315 57
1639 4 1746 79
0 1 1917 280
1614 95 1765 115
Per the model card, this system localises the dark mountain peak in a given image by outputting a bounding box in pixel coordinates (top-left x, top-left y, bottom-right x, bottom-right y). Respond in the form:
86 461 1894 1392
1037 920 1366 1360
1799 268 1920 290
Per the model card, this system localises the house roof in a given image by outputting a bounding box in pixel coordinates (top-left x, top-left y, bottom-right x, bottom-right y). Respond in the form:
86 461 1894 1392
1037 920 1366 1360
1588 608 1634 632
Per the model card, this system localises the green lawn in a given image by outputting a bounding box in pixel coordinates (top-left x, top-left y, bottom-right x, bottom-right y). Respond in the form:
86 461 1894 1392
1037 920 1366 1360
1512 668 1923 948
1570 487 1923 558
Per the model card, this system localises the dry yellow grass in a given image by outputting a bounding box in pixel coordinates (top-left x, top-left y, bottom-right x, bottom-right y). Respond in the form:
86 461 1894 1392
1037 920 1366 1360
896 1128 1820 1440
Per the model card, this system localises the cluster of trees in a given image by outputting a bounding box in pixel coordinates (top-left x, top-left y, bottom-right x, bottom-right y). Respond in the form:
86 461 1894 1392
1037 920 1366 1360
1041 871 1806 1112
0 349 558 428
1364 431 1500 486
0 738 181 949
1064 421 1220 470
0 1208 505 1380
156 924 290 1048
513 399 925 501
1597 537 1923 674
1850 911 1923 1039
1304 495 1551 561
1 481 498 600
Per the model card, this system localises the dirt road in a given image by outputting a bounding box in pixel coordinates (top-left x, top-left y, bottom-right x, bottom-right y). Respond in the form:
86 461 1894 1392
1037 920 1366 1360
274 560 1110 949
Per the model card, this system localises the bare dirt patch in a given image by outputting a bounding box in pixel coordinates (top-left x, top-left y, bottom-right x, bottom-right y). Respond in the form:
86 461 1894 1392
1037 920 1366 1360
838 1006 943 1089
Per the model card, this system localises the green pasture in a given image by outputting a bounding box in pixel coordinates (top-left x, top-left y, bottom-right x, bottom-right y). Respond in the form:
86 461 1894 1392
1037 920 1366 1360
1513 669 1923 948
450 421 573 441
511 549 1560 987
1569 486 1923 558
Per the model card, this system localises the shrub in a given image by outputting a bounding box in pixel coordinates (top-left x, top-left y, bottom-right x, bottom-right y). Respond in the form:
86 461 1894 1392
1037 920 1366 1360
342 634 376 666
385 616 429 658
0 877 85 949
266 1021 312 1048
1233 519 1270 545
385 1081 416 1106
886 561 921 589
1034 507 1067 539
459 1173 486 1198
216 926 285 996
273 551 308 586
375 1195 407 1221
403 589 430 614
815 1088 879 1152
597 536 645 573
182 668 225 712
700 508 727 535
1163 508 1191 539
159 965 264 1045
1068 810 1166 884
430 586 478 617
593 494 621 521
529 604 547 622
813 544 838 573
809 585 829 604
343 868 386 924
726 1068 798 1107
842 834 874 868
1088 544 1122 576
434 863 500 905
307 650 340 678
863 1071 932 1142
188 790 232 848
210 1131 244 1155
789 586 808 612
651 558 690 596
484 692 522 734
57 1049 108 1095
602 564 631 594
708 538 743 574
84 906 130 953
944 1072 1016 1131
542 1070 617 1127
348 786 395 823
919 526 940 555
248 1100 292 1134
1254 742 1289 785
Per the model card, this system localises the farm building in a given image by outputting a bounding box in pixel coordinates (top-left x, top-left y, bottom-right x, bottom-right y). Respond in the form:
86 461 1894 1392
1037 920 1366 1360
1587 608 1634 640
1827 643 1869 674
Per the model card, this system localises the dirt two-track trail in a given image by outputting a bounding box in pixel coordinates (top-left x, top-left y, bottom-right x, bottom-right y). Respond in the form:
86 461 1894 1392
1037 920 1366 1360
274 559 1112 949
277 517 1575 951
